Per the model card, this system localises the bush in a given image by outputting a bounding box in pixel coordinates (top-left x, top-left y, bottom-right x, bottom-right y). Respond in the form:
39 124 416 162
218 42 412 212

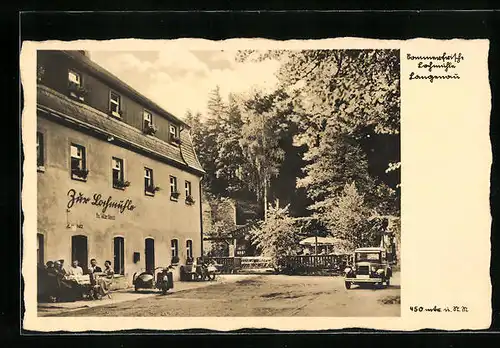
250 205 300 270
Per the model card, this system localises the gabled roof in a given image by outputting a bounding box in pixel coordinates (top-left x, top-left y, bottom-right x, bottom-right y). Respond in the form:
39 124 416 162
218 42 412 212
37 85 205 175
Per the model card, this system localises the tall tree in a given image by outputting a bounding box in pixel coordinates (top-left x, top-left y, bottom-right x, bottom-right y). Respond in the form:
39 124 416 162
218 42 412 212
237 49 400 236
214 93 247 196
201 86 227 195
239 90 287 218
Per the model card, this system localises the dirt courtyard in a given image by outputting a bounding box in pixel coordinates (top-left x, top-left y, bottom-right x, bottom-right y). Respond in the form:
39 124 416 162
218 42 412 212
48 273 401 317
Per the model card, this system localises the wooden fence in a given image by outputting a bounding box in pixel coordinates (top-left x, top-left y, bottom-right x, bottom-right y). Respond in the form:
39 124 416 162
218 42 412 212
283 255 353 274
207 254 353 275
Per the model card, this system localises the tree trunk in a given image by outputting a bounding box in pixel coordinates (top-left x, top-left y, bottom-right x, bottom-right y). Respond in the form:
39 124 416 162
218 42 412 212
263 176 268 221
261 112 267 221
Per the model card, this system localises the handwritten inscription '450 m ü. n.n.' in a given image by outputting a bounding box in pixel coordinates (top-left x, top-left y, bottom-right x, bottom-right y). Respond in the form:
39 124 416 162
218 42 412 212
410 305 469 313
67 189 136 214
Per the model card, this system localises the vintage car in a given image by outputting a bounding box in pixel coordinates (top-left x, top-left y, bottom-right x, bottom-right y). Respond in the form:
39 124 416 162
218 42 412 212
344 247 392 289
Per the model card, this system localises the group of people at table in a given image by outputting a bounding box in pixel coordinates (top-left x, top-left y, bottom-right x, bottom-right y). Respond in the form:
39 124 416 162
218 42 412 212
42 258 115 301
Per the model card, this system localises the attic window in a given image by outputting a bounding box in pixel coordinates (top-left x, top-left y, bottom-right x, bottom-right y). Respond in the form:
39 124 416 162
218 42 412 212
143 110 152 127
169 124 180 144
68 70 81 85
110 91 121 118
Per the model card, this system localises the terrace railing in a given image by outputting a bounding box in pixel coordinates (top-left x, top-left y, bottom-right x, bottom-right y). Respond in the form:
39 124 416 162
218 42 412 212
207 254 353 275
283 254 352 274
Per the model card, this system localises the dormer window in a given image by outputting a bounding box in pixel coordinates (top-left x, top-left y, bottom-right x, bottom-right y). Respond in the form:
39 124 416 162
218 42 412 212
143 110 152 127
143 110 157 135
67 70 87 101
109 91 122 118
68 70 81 85
169 124 180 144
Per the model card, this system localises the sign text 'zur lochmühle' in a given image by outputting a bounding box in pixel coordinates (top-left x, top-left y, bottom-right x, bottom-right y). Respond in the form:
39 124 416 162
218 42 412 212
66 189 136 214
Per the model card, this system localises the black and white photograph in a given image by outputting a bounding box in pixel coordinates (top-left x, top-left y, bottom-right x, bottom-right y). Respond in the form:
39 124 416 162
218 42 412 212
33 47 401 318
21 37 491 332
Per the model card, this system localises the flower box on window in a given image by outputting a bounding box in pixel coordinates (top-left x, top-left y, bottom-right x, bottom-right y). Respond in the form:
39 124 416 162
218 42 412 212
171 256 180 265
72 168 89 179
110 109 124 118
185 257 194 265
170 135 181 145
68 81 88 101
144 123 158 136
114 180 131 190
170 191 180 201
145 185 161 194
185 195 195 205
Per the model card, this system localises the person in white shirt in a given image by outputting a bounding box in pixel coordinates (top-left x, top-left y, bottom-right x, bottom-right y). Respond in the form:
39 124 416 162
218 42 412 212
67 260 84 276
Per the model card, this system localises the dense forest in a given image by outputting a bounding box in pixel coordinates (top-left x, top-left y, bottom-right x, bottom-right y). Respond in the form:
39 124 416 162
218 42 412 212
185 49 401 258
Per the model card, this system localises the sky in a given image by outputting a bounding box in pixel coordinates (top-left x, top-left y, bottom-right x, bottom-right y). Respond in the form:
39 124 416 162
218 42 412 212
88 50 281 120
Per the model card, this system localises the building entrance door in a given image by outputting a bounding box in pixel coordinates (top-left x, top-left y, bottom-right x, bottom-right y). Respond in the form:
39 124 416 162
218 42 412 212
72 235 88 271
37 233 44 266
145 238 155 273
113 237 125 275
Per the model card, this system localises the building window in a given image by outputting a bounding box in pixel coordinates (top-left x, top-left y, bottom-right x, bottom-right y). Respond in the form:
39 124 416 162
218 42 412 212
170 176 179 201
144 167 158 195
143 110 152 127
185 181 195 205
68 70 86 101
37 233 44 266
70 143 88 180
113 237 125 275
36 132 44 170
68 70 81 85
169 124 180 144
143 110 157 135
186 240 193 260
109 91 121 118
112 157 128 189
171 239 179 264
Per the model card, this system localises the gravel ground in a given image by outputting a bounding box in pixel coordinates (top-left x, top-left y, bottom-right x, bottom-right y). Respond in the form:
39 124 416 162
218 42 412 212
51 273 401 317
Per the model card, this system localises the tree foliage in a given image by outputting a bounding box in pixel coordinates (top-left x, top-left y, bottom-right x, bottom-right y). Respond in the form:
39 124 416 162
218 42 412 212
236 49 400 247
189 49 400 251
321 182 379 250
239 90 289 216
249 204 299 269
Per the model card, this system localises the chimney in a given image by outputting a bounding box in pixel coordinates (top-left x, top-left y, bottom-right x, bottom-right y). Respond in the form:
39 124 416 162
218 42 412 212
77 50 91 59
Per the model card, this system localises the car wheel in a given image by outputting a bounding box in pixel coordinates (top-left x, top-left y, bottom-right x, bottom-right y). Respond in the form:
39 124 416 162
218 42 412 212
345 281 351 289
134 285 139 292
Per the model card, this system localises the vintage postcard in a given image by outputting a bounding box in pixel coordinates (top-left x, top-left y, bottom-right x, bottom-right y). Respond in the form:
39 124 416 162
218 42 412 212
20 38 491 332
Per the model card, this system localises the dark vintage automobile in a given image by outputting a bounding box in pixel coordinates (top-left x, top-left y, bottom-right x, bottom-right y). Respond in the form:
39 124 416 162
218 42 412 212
344 247 392 289
132 266 174 294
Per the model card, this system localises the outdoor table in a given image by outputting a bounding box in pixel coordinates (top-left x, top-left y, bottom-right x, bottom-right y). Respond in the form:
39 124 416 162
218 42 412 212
63 274 93 300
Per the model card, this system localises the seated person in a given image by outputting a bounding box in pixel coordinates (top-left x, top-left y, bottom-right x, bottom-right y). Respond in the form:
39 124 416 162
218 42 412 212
67 260 84 277
94 260 114 298
88 258 103 286
88 258 103 274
